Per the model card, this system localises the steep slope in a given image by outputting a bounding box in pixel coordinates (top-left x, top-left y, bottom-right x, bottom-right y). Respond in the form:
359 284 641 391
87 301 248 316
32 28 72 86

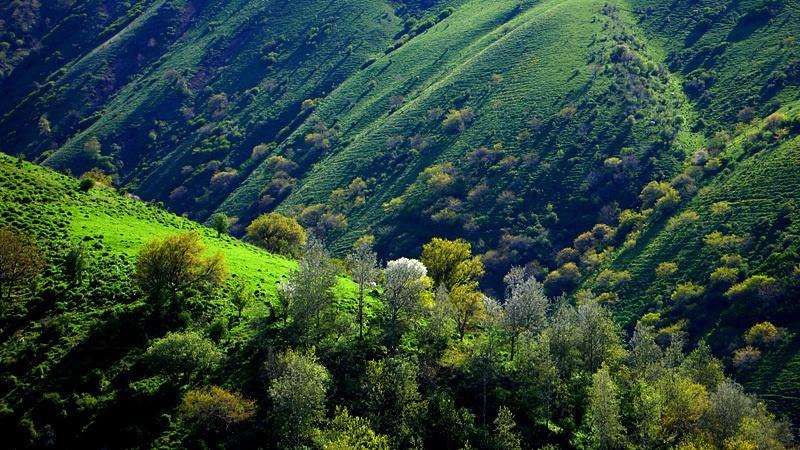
0 0 407 213
0 152 297 296
580 103 800 417
223 0 698 288
0 152 370 447
2 0 798 291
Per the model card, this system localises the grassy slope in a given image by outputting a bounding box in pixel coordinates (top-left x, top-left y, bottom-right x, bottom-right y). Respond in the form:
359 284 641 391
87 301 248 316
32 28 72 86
0 152 360 314
630 0 800 127
587 103 800 418
223 0 695 260
1 0 403 215
0 152 374 447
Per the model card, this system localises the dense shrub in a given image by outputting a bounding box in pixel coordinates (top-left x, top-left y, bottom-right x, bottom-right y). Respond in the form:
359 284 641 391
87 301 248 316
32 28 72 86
726 275 781 302
180 386 255 432
595 269 632 291
134 233 227 308
544 262 582 294
0 227 45 301
639 181 680 212
246 213 307 256
655 262 678 278
144 331 222 383
442 107 475 132
733 346 762 369
744 322 781 347
710 266 739 287
671 282 705 303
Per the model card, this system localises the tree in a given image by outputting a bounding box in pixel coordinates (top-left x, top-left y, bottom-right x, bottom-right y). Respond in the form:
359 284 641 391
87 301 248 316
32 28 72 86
547 299 624 374
493 406 522 450
382 258 429 349
586 366 626 449
269 349 330 447
450 283 486 341
134 232 227 311
421 238 484 290
629 322 663 378
143 331 222 384
744 321 781 347
282 238 339 342
316 408 390 450
703 380 755 445
0 227 45 302
209 213 229 238
180 386 255 432
502 267 549 359
229 280 254 319
38 114 51 135
63 242 88 287
246 212 307 256
362 357 426 447
346 239 379 339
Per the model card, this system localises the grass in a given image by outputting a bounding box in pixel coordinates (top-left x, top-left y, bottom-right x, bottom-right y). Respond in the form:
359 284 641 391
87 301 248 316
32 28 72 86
585 101 800 418
0 152 363 318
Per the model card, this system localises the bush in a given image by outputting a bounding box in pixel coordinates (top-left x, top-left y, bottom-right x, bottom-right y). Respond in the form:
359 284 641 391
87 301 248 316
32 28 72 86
667 210 700 230
144 331 222 383
544 262 582 294
732 347 761 369
442 108 475 132
655 262 678 278
764 112 786 130
639 181 680 212
0 227 45 300
250 143 272 160
704 231 745 252
617 209 646 235
82 168 113 186
710 201 731 215
744 322 781 347
246 212 307 256
555 247 580 266
725 275 780 302
180 386 255 431
709 267 739 287
720 254 745 269
595 269 632 291
78 177 94 192
671 282 705 303
134 233 227 308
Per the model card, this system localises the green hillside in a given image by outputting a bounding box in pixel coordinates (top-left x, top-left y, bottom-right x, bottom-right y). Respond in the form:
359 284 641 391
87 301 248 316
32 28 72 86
2 0 800 446
2 152 795 449
580 102 800 418
0 152 300 297
3 0 797 291
0 153 371 447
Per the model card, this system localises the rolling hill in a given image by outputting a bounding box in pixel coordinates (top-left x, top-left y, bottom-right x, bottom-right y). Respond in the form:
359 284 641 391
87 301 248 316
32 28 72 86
3 0 800 445
0 153 370 447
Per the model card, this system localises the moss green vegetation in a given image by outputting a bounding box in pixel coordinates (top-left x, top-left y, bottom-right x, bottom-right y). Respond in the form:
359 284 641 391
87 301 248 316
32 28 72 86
2 0 797 291
0 153 371 446
574 102 800 419
2 154 794 449
3 0 800 446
